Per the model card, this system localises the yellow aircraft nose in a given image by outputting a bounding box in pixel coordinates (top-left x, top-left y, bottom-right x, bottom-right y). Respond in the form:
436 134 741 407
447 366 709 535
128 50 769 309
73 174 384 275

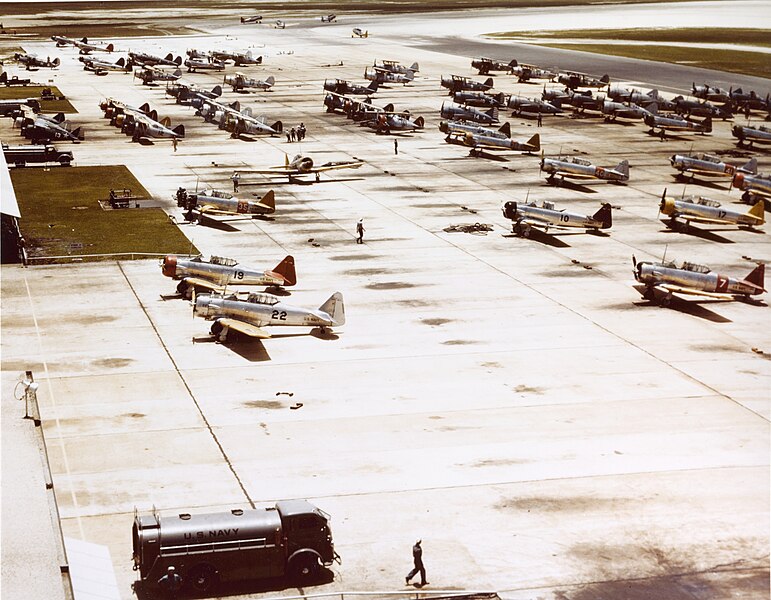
660 197 675 216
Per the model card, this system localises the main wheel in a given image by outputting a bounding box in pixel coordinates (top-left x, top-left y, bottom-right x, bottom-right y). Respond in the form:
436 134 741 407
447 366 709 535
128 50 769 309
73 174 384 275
187 563 218 592
289 553 321 583
210 321 224 336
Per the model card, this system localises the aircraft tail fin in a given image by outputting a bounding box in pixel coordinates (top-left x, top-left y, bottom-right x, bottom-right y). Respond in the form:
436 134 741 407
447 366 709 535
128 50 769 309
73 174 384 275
593 203 613 229
260 189 277 212
743 263 766 293
741 157 758 175
106 43 114 52
508 59 518 67
615 159 630 180
52 112 66 123
173 124 185 138
211 84 223 98
271 120 283 133
368 80 378 92
647 102 658 115
0 72 6 84
116 57 126 67
265 76 275 87
81 37 88 43
484 77 493 89
319 292 345 326
71 126 83 140
498 122 511 137
164 53 174 62
161 116 171 127
52 57 61 67
149 109 158 121
494 92 506 105
410 62 419 72
748 200 766 224
139 102 151 114
270 254 295 286
384 103 394 113
414 116 425 128
526 133 540 151
174 55 183 66
172 68 182 78
364 30 368 38
487 106 499 121
600 74 610 83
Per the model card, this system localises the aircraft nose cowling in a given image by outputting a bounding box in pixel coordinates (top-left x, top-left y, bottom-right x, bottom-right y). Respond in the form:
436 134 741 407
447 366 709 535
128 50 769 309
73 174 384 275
162 255 177 278
733 172 744 189
661 198 675 215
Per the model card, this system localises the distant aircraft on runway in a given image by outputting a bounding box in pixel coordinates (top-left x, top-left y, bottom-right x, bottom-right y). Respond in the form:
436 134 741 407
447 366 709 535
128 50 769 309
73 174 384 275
452 90 506 108
471 57 516 75
732 124 771 149
193 291 345 342
503 200 612 236
321 14 337 22
352 28 369 38
632 255 765 306
540 154 630 184
240 15 263 23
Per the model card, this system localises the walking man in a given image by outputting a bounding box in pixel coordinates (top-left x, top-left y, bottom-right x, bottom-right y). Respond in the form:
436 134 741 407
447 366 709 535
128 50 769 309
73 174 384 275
298 122 306 140
405 539 427 587
536 112 542 127
231 171 240 193
172 137 178 152
356 219 365 244
394 139 398 155
158 566 183 598
290 127 296 142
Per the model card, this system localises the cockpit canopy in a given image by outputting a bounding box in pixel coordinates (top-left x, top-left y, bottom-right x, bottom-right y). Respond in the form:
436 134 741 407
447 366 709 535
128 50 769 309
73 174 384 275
571 157 592 166
210 256 238 267
681 261 711 274
246 293 279 306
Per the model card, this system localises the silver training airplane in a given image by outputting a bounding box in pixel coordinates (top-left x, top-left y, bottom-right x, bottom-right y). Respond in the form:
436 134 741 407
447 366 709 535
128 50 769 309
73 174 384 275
162 254 295 297
79 55 132 74
644 109 711 138
670 154 755 179
51 36 114 54
632 255 765 306
135 67 182 84
240 15 263 23
193 291 345 341
446 127 540 156
658 189 765 229
176 188 276 219
440 102 499 124
601 99 650 121
247 154 364 182
321 14 337 22
503 200 612 236
540 154 630 184
352 28 369 38
185 56 225 72
224 73 275 92
607 87 676 111
471 57 516 75
452 90 506 108
439 120 511 139
732 124 771 148
15 53 60 70
127 51 182 68
732 171 771 201
364 67 413 85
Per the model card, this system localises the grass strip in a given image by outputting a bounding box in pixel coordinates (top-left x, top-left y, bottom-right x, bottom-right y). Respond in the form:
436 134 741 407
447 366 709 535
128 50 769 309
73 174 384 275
0 85 76 113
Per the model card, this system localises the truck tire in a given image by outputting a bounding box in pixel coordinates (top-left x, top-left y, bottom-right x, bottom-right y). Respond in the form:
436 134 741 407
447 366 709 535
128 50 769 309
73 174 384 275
187 563 218 592
289 552 321 582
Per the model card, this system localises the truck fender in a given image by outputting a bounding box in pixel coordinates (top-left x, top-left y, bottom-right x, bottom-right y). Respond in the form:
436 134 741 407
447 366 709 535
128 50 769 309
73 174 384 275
287 549 322 581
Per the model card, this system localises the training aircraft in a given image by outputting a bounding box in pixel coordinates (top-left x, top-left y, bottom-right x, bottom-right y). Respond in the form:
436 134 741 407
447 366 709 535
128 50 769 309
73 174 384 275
673 95 732 119
542 87 571 104
224 73 274 92
732 124 771 148
360 110 424 134
440 75 494 94
79 56 132 74
209 49 262 66
135 66 182 84
450 130 540 156
540 154 630 184
670 154 755 179
352 28 369 38
729 88 770 113
127 51 182 68
373 60 419 74
607 87 676 111
321 14 337 22
439 120 511 140
471 57 516 75
194 290 345 342
14 53 60 70
52 36 114 54
452 90 506 108
0 72 32 86
508 95 562 115
185 56 225 72
561 90 604 113
644 109 712 138
440 102 499 124
364 67 413 85
176 188 276 220
240 15 263 23
692 83 731 104
558 71 609 89
198 97 243 126
632 255 765 306
167 82 222 106
274 20 286 29
323 91 360 115
732 171 771 202
162 254 295 297
20 112 83 143
503 200 612 236
131 115 184 142
247 154 364 182
658 188 765 229
226 108 283 136
510 61 556 83
601 99 650 121
324 79 378 97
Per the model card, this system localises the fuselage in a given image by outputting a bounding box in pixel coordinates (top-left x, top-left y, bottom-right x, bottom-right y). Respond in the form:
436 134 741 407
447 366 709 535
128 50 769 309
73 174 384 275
635 262 763 297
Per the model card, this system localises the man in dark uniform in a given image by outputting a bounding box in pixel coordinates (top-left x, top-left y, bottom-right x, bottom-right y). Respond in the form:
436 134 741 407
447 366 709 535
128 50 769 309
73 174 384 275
158 565 183 598
405 539 427 587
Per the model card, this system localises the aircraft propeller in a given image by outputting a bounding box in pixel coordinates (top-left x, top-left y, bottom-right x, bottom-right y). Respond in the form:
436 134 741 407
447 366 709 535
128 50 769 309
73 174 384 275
656 188 667 219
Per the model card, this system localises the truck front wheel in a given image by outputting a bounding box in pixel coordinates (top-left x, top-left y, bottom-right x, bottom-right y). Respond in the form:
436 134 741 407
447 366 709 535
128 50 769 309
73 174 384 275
289 552 320 582
187 563 218 592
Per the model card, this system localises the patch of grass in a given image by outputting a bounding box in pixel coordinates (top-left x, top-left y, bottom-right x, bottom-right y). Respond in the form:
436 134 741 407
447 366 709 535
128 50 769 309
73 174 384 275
488 27 771 47
11 165 197 262
0 85 76 113
7 23 195 39
537 43 771 79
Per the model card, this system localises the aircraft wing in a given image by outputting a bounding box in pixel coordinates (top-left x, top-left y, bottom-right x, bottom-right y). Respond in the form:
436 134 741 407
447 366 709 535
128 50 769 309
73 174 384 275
657 284 734 300
680 215 734 225
682 168 728 177
218 318 272 338
312 161 364 173
556 170 596 180
183 277 225 293
198 205 239 216
519 215 552 227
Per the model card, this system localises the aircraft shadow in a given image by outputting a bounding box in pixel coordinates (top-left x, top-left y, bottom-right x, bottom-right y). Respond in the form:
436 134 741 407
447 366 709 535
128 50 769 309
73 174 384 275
544 179 598 194
501 230 571 248
632 297 732 323
309 327 340 340
227 339 272 362
671 174 729 191
659 222 734 244
603 119 637 127
195 216 241 231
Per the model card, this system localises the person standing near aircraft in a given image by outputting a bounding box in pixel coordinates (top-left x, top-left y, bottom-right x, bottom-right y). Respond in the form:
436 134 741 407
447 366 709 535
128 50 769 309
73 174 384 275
394 139 398 155
537 113 542 127
231 171 240 192
290 127 296 142
172 137 178 152
356 219 365 243
298 123 306 140
405 540 427 587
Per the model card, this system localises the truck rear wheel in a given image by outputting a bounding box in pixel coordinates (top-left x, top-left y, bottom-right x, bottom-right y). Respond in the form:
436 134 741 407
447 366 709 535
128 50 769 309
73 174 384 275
187 563 218 592
289 552 320 582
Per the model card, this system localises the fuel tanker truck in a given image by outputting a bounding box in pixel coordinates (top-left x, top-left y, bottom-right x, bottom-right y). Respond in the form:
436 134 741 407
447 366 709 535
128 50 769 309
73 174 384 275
132 500 338 595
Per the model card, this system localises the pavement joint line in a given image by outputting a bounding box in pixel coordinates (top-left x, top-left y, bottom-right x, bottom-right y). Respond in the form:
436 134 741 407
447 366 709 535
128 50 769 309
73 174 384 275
23 271 86 540
115 261 256 509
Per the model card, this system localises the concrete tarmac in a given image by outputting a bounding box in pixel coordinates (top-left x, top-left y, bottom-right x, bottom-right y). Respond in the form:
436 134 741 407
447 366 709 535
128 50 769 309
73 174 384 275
1 8 769 600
